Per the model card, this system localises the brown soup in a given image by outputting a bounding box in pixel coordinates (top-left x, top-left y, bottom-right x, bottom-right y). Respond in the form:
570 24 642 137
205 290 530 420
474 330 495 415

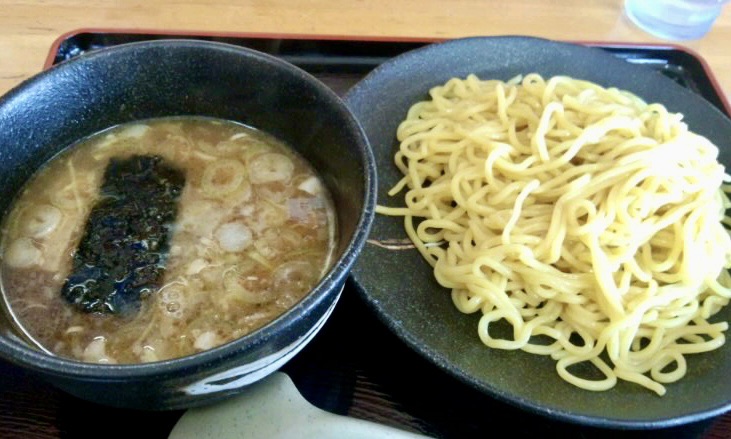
0 117 337 363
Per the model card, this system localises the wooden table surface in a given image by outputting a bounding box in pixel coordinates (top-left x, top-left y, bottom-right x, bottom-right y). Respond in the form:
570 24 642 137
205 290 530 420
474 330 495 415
0 0 730 101
1 1 731 438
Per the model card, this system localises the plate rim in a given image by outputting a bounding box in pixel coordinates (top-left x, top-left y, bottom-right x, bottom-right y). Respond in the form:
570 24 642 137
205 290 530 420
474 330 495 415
344 35 731 429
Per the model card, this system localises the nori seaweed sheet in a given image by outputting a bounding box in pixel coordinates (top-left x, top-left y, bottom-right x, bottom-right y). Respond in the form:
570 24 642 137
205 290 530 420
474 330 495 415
61 155 185 315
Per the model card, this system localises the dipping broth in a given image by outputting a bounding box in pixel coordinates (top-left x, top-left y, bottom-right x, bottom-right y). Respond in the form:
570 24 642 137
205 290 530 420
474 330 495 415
0 117 337 363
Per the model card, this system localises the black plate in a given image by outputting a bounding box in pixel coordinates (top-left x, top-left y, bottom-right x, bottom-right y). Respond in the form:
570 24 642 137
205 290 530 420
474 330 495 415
344 35 731 428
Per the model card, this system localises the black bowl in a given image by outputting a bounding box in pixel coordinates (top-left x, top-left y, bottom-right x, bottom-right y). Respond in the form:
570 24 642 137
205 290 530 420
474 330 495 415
0 40 376 410
345 35 731 428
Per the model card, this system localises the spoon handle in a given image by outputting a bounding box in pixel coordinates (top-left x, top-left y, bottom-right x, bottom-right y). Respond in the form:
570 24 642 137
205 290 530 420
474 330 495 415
169 371 431 439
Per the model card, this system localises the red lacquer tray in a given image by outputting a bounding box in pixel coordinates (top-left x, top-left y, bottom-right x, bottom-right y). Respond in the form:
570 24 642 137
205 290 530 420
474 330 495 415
0 29 729 439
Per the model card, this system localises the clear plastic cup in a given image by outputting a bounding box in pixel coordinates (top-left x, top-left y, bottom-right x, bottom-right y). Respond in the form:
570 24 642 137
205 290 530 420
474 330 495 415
625 0 730 41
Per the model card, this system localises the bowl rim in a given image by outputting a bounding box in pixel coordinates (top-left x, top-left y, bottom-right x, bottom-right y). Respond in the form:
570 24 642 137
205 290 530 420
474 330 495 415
0 38 377 379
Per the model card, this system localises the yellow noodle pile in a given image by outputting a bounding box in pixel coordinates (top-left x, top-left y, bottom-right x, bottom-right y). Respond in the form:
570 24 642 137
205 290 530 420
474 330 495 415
378 73 731 395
